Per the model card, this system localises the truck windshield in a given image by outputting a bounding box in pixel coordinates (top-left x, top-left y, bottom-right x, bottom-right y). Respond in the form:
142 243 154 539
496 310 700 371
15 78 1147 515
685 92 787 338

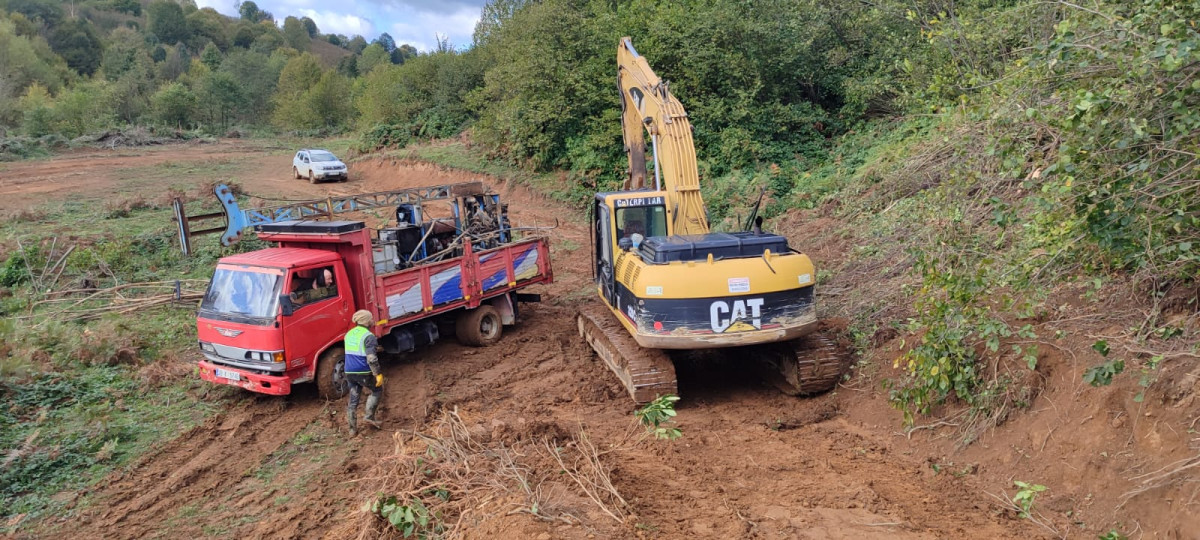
200 268 281 322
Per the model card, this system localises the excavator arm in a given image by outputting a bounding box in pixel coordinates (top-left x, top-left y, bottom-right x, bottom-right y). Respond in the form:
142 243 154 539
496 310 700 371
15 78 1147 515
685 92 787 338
617 37 709 236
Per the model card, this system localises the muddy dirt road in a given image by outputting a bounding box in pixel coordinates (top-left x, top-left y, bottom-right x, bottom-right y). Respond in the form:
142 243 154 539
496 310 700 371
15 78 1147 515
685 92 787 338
9 143 1051 539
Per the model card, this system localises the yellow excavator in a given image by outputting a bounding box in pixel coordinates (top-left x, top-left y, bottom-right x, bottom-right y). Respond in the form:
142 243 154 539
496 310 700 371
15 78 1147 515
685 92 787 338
577 37 848 403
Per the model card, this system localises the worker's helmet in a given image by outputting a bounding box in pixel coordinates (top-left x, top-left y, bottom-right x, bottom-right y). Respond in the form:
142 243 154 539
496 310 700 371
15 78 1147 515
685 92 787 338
352 310 373 327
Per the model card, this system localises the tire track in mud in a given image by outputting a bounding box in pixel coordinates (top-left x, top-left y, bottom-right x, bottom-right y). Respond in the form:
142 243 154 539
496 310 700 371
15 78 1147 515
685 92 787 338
75 396 327 537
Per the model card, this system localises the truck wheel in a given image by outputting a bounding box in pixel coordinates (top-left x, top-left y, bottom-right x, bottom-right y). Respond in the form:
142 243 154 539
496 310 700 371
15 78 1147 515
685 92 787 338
308 170 317 184
317 347 347 399
456 305 502 347
293 166 300 179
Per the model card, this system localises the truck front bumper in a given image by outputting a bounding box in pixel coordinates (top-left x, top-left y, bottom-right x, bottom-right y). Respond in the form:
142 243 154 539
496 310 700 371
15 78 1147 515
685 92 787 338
198 360 292 395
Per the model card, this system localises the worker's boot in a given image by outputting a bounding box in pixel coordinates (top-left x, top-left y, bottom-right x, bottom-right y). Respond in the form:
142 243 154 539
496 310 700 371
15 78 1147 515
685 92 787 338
363 394 382 429
347 410 358 436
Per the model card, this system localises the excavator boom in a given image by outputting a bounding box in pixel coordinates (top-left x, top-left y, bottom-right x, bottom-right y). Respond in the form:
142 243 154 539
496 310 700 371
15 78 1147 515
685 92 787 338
617 37 709 236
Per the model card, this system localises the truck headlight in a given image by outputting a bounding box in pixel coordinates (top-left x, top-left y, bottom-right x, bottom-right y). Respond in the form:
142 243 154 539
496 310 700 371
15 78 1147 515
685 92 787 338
200 342 215 353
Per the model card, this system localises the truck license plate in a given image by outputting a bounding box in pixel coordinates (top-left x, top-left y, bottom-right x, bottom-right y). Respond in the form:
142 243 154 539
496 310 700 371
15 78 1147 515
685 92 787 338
215 368 240 381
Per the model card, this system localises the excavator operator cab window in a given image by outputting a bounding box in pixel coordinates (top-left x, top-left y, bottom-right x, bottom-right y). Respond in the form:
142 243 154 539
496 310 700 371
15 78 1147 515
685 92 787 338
616 205 667 244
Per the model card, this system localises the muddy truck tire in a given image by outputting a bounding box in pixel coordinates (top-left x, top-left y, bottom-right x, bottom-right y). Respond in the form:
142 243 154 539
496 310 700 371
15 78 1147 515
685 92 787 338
456 305 503 347
317 347 348 399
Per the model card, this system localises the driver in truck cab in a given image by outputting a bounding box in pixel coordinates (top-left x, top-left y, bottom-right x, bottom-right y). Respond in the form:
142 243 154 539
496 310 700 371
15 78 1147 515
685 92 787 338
290 268 335 305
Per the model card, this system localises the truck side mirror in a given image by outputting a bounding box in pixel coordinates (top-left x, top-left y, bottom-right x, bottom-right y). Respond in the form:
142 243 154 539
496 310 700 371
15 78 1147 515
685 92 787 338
279 294 295 316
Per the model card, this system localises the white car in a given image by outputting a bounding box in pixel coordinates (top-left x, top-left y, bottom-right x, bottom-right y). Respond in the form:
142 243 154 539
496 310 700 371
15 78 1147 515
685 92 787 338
292 149 348 183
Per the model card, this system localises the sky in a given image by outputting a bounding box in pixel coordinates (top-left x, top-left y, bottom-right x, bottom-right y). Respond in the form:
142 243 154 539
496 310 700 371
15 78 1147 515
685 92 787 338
195 0 488 52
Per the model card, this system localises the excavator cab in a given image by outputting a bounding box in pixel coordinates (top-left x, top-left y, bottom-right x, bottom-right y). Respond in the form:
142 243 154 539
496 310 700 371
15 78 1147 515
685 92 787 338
592 191 668 304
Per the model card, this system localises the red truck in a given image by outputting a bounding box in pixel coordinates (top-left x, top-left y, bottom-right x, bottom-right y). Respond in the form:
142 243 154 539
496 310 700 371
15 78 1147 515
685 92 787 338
193 190 553 398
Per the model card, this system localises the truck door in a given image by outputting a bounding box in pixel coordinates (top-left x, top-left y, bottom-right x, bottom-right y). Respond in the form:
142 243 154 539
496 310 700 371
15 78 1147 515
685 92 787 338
595 203 616 306
284 263 350 371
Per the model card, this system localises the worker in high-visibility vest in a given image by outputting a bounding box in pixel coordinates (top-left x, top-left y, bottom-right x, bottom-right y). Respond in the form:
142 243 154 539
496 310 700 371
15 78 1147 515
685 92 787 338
344 310 383 435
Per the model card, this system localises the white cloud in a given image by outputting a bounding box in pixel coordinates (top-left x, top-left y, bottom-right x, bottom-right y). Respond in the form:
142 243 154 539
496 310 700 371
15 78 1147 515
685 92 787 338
195 0 239 15
375 0 484 16
195 0 482 46
389 6 479 52
296 9 376 37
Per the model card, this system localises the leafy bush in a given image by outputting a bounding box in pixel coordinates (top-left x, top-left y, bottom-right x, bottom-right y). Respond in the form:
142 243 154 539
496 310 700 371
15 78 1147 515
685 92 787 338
1083 360 1125 388
356 124 411 152
370 495 437 537
0 249 31 287
0 136 55 161
635 395 681 440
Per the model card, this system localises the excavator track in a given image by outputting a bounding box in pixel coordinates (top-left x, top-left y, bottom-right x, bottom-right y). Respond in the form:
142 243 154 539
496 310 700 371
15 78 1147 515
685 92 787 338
756 332 851 396
577 305 677 403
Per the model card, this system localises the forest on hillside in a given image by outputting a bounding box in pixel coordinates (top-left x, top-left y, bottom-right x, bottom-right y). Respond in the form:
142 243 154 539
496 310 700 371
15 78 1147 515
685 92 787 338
1 0 1196 419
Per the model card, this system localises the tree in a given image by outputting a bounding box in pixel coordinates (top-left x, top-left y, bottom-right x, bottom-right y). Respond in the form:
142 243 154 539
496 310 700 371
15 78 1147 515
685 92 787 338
358 43 389 74
251 24 284 53
158 43 190 80
18 83 54 137
391 44 417 65
200 42 222 70
232 25 255 48
281 16 309 52
186 8 230 51
152 81 196 128
111 0 141 16
7 12 37 38
473 0 526 46
272 52 323 128
147 0 189 45
101 27 145 80
219 49 279 124
336 54 357 78
199 71 244 129
0 17 67 105
111 66 154 124
373 32 396 53
347 35 367 54
5 0 63 27
300 17 318 38
275 53 322 97
151 45 167 62
307 70 352 128
237 1 269 23
48 18 103 76
55 80 115 137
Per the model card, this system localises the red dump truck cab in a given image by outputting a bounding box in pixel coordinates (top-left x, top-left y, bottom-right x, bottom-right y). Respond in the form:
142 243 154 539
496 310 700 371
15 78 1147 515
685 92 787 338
196 219 553 398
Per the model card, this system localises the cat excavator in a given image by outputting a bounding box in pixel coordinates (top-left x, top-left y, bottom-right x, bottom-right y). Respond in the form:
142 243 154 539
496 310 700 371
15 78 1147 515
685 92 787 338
577 37 848 403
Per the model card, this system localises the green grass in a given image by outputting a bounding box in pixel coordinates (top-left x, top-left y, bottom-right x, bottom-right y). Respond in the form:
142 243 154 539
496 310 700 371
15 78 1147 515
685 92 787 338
0 189 272 531
0 366 221 528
